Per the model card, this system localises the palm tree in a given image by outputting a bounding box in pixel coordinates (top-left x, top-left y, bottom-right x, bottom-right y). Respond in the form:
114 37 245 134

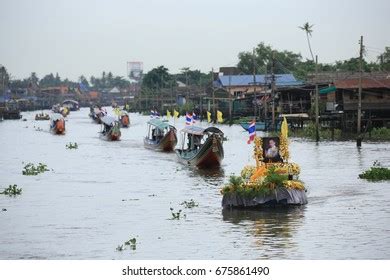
299 22 315 61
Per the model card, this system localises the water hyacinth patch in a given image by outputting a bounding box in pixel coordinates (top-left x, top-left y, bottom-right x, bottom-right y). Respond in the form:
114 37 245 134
66 142 78 149
359 161 390 181
22 163 49 176
1 184 22 196
180 199 198 208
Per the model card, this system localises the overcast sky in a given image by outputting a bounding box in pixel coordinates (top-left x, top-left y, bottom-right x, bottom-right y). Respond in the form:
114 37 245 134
1 0 389 80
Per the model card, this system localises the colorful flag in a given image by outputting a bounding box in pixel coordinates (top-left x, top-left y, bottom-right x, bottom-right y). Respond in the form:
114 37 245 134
192 112 198 124
166 110 171 119
185 112 192 126
173 109 179 119
217 110 223 123
207 111 211 123
247 120 256 144
150 110 159 118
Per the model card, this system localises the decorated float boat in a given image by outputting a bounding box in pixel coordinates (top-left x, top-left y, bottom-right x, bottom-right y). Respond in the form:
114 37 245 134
222 118 307 208
62 99 80 111
35 112 50 120
50 113 66 135
144 119 177 152
118 110 130 128
175 126 224 168
99 116 121 141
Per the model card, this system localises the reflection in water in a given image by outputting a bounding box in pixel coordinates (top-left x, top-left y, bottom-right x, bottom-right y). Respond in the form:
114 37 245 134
222 207 306 258
187 166 225 186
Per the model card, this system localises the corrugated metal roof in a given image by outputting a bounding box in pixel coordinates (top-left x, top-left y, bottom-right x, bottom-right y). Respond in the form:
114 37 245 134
334 78 390 89
216 74 303 87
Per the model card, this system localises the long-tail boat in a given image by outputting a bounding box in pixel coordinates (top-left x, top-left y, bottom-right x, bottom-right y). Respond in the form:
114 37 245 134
175 126 224 168
144 119 177 152
118 110 130 128
221 117 307 208
89 106 105 124
50 113 65 135
99 116 121 141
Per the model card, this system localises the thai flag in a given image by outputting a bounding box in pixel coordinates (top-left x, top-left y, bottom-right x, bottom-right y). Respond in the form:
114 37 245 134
185 112 192 126
192 112 198 124
150 110 159 118
247 120 256 144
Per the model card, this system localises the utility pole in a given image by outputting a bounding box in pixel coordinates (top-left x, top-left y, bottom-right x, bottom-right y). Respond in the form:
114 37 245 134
228 74 232 124
252 48 257 118
357 35 363 147
315 55 320 142
271 51 276 131
212 68 216 123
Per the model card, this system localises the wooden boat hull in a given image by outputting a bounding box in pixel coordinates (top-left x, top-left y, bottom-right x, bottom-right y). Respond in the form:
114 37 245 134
100 130 121 141
120 115 130 128
222 187 307 208
50 120 65 135
144 129 177 152
176 134 224 168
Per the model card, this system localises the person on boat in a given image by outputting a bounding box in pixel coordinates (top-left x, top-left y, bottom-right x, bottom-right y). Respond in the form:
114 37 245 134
265 139 279 158
265 139 282 162
193 135 202 150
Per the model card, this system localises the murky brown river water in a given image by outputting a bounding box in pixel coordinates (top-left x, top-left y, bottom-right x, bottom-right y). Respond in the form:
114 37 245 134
1 107 389 259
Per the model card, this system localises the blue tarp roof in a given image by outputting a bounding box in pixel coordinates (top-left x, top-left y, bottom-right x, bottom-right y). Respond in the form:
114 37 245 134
216 74 303 87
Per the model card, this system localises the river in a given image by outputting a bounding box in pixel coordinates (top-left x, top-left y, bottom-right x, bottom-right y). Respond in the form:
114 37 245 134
0 107 389 259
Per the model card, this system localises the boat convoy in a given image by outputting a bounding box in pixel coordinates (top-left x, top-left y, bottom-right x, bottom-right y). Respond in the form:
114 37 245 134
31 102 307 210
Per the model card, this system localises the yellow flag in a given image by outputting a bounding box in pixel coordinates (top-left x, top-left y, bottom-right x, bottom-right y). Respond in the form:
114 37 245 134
207 111 211 123
113 107 121 116
166 110 171 119
217 110 223 123
281 116 288 138
173 109 179 119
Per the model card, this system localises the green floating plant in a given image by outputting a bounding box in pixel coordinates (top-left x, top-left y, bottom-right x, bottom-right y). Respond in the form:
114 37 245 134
359 161 390 181
1 184 22 196
180 199 199 209
66 142 78 149
170 207 185 220
22 162 49 176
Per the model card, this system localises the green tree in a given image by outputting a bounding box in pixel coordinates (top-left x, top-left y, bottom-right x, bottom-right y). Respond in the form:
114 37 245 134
299 22 315 61
237 42 303 76
30 72 39 87
379 47 390 71
79 75 90 87
39 73 56 87
142 66 174 89
0 65 10 91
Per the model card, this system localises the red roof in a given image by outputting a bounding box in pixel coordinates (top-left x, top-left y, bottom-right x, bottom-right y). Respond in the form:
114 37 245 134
335 78 390 89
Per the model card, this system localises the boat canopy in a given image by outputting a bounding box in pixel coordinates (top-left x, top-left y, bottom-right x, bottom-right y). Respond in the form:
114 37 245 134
101 116 117 126
181 126 223 136
119 110 128 116
51 113 64 121
147 119 171 130
62 99 79 105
